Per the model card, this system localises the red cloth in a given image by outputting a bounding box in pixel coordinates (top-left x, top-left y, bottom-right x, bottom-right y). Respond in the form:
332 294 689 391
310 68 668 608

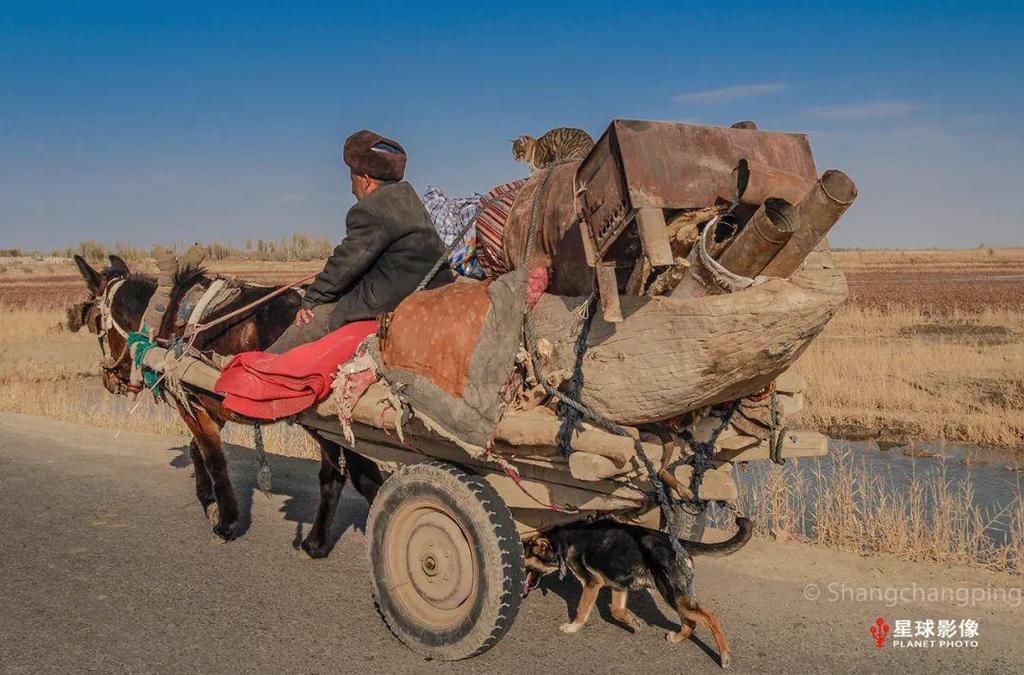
526 266 549 309
215 321 378 420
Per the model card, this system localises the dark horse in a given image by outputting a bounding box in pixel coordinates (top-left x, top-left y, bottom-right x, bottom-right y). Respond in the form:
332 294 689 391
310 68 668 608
69 254 382 557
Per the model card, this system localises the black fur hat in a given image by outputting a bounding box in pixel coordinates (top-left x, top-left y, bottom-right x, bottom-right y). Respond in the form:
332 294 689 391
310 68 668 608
343 129 407 181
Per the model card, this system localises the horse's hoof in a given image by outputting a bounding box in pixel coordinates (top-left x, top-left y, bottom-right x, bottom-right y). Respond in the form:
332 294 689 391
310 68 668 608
203 502 219 523
213 520 239 541
720 651 733 669
300 538 329 559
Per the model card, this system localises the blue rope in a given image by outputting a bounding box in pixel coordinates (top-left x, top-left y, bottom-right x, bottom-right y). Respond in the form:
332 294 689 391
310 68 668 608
127 329 161 395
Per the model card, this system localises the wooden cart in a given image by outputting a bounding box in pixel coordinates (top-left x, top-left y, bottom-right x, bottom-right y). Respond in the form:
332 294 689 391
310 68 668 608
137 119 852 660
142 343 828 660
297 384 825 659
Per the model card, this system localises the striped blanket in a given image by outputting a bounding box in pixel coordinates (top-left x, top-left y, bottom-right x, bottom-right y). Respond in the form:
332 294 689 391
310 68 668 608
474 179 526 278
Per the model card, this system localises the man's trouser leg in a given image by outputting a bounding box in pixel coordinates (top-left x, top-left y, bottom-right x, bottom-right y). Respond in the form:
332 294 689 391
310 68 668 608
266 302 336 354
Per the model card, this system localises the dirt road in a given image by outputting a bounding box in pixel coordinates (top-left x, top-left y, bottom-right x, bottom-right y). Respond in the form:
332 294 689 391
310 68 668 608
1 412 1021 674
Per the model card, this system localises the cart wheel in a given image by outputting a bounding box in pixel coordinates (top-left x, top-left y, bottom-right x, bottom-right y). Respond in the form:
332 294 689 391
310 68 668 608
366 461 525 660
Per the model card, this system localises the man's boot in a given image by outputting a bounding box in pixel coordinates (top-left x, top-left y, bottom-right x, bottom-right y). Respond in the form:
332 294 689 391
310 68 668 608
139 243 207 337
140 246 179 337
177 243 208 274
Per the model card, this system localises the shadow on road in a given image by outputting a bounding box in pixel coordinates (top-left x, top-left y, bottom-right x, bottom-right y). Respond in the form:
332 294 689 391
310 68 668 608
166 443 368 552
164 440 720 665
532 558 722 663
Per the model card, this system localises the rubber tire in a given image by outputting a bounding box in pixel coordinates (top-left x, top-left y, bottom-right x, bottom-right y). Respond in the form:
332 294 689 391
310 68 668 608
366 461 525 660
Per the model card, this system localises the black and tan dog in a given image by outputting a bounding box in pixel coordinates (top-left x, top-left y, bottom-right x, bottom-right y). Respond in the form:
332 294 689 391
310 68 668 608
523 517 751 669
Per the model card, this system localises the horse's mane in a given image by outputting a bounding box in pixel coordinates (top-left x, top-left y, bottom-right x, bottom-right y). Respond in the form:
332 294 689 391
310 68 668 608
123 271 155 287
111 272 157 323
127 270 154 282
172 265 209 291
162 264 301 347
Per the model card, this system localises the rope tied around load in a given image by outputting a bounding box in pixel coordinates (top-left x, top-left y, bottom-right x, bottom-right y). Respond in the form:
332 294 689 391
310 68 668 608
555 294 598 457
769 387 788 465
518 167 695 559
679 402 737 510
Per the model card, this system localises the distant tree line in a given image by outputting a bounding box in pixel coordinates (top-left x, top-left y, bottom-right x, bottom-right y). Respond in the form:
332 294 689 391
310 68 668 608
42 233 335 262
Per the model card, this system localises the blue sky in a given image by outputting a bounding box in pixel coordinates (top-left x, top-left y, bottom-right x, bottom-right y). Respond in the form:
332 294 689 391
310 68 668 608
2 1 1022 250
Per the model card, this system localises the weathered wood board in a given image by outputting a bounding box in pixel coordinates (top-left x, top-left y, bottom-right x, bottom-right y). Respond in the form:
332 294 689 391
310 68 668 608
528 250 846 424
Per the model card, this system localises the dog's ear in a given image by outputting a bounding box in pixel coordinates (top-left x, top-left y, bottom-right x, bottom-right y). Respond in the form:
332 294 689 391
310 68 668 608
108 254 130 277
74 255 104 295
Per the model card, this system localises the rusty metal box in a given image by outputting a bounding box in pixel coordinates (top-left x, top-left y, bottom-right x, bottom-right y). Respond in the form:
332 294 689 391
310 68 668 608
576 120 818 262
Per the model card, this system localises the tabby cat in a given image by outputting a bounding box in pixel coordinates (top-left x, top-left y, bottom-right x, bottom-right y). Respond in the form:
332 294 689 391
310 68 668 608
512 127 595 173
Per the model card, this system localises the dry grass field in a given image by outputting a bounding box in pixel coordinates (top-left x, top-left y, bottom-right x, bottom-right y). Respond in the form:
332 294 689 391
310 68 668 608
791 248 1024 449
4 249 1018 449
1 249 1021 573
0 257 324 456
743 447 1024 575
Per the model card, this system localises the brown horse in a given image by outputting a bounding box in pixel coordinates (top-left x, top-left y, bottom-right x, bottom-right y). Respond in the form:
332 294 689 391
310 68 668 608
70 254 382 557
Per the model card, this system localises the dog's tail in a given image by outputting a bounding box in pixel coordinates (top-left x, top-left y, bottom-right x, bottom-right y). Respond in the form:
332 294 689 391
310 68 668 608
679 517 752 557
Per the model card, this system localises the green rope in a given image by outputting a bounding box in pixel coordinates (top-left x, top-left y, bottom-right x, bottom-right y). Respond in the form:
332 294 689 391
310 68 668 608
127 329 161 395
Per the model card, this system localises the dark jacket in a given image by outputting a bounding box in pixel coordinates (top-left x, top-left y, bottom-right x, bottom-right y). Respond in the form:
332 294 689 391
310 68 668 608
303 181 452 330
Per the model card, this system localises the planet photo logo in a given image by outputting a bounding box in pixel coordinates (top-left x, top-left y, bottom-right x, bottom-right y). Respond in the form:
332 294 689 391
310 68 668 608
871 616 980 649
869 617 889 648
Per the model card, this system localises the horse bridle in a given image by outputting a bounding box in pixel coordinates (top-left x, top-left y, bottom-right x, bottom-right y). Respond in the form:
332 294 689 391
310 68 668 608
91 278 140 394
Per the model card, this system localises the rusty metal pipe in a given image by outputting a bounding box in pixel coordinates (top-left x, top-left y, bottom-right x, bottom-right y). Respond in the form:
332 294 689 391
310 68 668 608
718 198 799 276
669 217 737 299
735 159 814 206
761 170 857 277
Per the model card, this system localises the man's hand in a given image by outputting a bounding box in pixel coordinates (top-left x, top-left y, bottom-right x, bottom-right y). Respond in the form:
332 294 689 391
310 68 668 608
295 307 315 327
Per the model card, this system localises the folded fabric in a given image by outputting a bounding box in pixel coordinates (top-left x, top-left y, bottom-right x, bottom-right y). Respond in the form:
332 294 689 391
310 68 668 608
215 320 378 420
422 185 485 279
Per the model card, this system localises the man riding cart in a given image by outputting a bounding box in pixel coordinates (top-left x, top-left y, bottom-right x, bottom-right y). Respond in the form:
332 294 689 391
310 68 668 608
269 129 452 352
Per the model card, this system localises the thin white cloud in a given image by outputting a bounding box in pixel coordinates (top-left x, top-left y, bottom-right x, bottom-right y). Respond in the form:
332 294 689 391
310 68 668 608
803 101 917 120
673 83 789 104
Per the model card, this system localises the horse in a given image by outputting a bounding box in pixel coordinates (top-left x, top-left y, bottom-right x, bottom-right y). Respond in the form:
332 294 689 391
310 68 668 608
69 254 383 557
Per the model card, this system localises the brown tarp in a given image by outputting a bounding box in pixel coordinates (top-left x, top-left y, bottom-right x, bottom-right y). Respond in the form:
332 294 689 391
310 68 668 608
377 269 528 455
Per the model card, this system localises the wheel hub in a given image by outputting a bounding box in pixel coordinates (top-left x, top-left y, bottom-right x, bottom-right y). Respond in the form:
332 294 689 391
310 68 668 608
386 500 478 627
405 511 473 610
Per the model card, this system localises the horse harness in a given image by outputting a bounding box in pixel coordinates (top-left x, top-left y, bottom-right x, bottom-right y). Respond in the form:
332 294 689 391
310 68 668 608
92 278 136 389
93 277 224 394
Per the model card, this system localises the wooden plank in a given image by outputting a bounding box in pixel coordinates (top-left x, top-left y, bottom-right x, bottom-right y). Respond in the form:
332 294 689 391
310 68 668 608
776 369 806 394
511 508 598 537
672 465 739 501
635 207 674 266
578 221 598 267
313 427 647 512
568 452 627 481
492 409 657 463
595 260 623 322
625 256 651 295
715 430 828 463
